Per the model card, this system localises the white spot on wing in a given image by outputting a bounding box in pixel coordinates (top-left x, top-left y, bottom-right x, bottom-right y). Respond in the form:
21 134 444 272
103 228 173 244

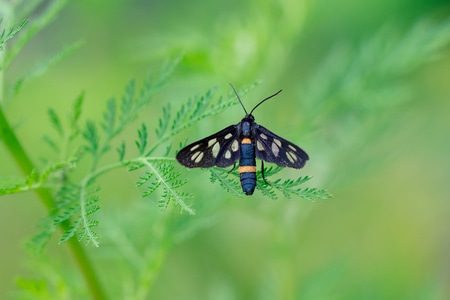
207 138 217 147
212 143 220 157
195 153 204 163
190 144 200 151
286 151 297 164
225 150 231 159
224 133 233 139
191 151 204 163
256 140 264 151
231 140 239 152
260 133 268 140
288 144 297 152
271 142 280 156
273 138 282 147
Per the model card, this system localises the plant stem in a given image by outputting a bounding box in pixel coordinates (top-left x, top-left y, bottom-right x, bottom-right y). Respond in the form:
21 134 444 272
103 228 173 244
0 14 106 300
0 98 107 300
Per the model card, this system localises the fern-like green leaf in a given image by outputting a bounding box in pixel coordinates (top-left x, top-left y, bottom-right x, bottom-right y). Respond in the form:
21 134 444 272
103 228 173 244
86 57 182 165
101 98 117 139
257 181 278 200
207 165 331 201
0 163 67 196
82 121 100 156
0 183 21 196
136 123 148 155
146 83 258 157
53 185 81 225
51 183 101 246
41 93 84 158
260 176 331 201
156 103 171 139
5 0 68 66
118 80 136 128
127 161 145 171
59 219 81 244
133 159 194 214
71 92 84 126
25 217 56 255
53 208 78 225
47 108 63 136
209 168 244 197
117 142 126 161
138 172 161 197
0 19 28 50
77 220 100 244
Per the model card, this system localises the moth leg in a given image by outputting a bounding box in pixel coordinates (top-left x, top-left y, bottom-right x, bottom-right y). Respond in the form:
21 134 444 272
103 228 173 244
261 161 269 185
228 162 237 173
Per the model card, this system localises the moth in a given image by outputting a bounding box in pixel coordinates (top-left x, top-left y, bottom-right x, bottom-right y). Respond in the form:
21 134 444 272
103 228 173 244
176 84 309 195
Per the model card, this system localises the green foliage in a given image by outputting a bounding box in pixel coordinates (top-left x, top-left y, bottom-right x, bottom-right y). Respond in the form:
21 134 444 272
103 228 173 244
135 123 148 155
0 10 329 298
0 18 28 50
41 93 84 170
301 18 450 186
52 183 101 245
209 168 244 197
3 55 190 249
42 57 188 246
15 256 79 299
145 83 259 157
303 18 450 119
133 159 192 213
2 2 449 299
0 162 69 196
209 166 332 200
6 56 269 248
4 0 69 67
1 55 328 251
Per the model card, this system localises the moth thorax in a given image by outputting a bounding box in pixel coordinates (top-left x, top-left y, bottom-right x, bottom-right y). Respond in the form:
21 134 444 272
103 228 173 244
241 121 251 137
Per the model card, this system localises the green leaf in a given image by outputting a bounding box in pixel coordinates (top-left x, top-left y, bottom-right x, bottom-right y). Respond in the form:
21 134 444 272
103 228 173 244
118 80 136 128
133 159 194 214
59 219 81 244
82 120 100 155
0 183 21 196
135 123 148 155
47 108 63 136
156 103 171 139
209 168 243 197
5 0 69 66
117 142 126 161
102 98 117 138
0 19 28 50
206 165 330 201
69 93 84 128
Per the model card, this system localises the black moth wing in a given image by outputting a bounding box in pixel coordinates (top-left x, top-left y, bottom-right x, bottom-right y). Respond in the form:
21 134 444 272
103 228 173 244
254 124 309 169
176 125 240 168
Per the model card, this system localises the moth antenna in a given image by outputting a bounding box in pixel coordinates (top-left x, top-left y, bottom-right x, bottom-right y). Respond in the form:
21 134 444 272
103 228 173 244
249 89 282 115
229 83 248 115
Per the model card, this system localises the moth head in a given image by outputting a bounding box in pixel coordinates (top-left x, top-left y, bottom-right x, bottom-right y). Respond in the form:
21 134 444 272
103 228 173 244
242 114 255 122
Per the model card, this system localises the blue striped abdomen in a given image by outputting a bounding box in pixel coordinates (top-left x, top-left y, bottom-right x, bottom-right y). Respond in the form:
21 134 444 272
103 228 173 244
239 138 256 195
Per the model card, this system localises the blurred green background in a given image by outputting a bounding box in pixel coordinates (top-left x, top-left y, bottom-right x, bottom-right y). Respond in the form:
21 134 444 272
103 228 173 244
1 0 450 299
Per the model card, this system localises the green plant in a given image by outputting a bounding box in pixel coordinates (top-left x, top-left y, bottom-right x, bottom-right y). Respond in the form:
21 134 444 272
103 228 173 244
0 4 330 299
2 1 450 299
300 18 450 187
